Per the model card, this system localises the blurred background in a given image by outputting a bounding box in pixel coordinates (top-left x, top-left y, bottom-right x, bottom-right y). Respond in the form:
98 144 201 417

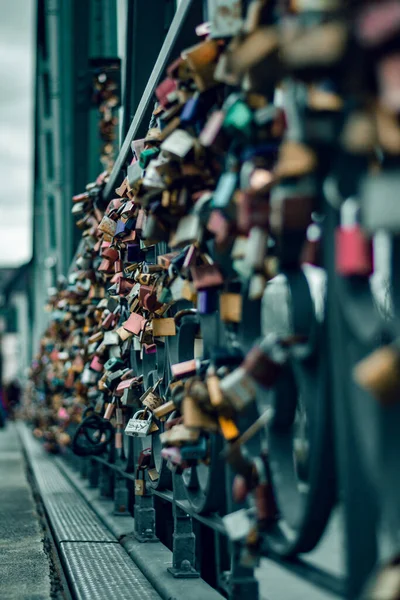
0 0 34 383
0 0 137 386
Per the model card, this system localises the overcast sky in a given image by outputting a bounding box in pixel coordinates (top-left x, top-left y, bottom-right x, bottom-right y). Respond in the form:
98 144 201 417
0 0 34 267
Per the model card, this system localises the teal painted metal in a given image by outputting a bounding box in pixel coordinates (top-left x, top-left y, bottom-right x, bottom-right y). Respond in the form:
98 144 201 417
88 0 119 182
122 0 175 138
31 0 119 348
103 0 203 201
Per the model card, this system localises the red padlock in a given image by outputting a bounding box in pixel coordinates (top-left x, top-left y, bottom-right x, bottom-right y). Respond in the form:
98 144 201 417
335 198 373 277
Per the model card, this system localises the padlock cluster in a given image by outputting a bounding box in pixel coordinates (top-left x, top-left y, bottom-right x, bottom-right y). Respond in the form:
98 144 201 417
91 62 121 171
28 0 400 590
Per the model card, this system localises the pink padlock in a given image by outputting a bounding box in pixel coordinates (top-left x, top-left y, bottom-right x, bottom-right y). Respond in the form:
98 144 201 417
90 356 104 373
335 199 373 277
161 447 183 465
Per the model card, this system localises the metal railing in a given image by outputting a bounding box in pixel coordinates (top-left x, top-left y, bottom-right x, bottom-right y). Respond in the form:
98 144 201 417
34 2 398 599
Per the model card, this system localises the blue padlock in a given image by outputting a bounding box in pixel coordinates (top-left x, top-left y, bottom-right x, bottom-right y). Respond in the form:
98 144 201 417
197 290 218 314
180 436 208 461
114 220 126 237
180 95 202 125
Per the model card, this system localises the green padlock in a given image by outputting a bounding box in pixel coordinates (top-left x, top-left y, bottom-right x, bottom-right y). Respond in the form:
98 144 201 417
139 147 160 169
223 100 253 137
103 357 125 372
158 285 173 304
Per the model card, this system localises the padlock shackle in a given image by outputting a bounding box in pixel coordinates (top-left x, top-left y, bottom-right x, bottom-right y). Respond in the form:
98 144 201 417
174 308 198 324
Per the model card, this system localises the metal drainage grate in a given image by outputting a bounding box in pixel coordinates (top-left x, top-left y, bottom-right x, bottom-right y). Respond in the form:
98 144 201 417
20 425 115 543
42 492 115 542
60 542 162 600
31 460 74 495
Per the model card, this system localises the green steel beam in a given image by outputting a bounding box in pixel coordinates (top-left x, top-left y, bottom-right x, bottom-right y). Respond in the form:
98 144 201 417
103 0 203 200
122 0 175 138
88 0 119 182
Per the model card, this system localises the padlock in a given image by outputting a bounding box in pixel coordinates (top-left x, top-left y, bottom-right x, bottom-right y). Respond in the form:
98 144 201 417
126 243 143 263
191 264 224 291
207 0 243 39
180 94 201 125
361 555 400 600
115 376 142 398
135 470 146 496
115 325 133 342
237 189 271 234
361 172 400 234
155 77 178 108
252 455 279 530
170 214 202 248
139 319 154 346
218 416 240 441
220 367 257 411
219 293 242 323
121 384 142 407
161 446 183 465
88 331 104 344
139 146 160 169
353 342 400 405
243 334 288 388
104 400 116 421
301 222 322 267
122 312 146 336
114 220 127 238
199 110 226 148
147 467 159 482
103 357 124 372
152 318 176 337
197 289 218 314
114 255 123 274
223 98 253 138
244 226 268 272
98 215 117 236
152 400 177 419
160 424 201 446
161 129 195 159
140 384 163 411
206 367 225 408
335 197 373 277
104 369 124 392
182 397 218 431
356 1 400 50
281 20 348 79
90 356 104 373
180 436 208 461
139 285 163 312
124 409 153 437
222 509 254 542
211 171 238 212
182 38 219 92
171 359 198 380
98 258 113 273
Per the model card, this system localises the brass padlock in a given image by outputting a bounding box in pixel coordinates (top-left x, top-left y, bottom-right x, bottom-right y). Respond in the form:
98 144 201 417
152 318 176 337
182 397 218 432
354 344 400 405
220 293 242 323
141 384 163 411
153 400 176 419
135 473 146 496
147 467 159 482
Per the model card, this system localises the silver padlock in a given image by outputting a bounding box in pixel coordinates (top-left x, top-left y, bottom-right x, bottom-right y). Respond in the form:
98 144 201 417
361 172 400 234
124 409 152 437
171 214 202 248
222 508 254 542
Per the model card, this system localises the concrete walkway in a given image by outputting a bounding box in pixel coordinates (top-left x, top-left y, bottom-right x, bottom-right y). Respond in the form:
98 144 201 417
0 423 51 600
